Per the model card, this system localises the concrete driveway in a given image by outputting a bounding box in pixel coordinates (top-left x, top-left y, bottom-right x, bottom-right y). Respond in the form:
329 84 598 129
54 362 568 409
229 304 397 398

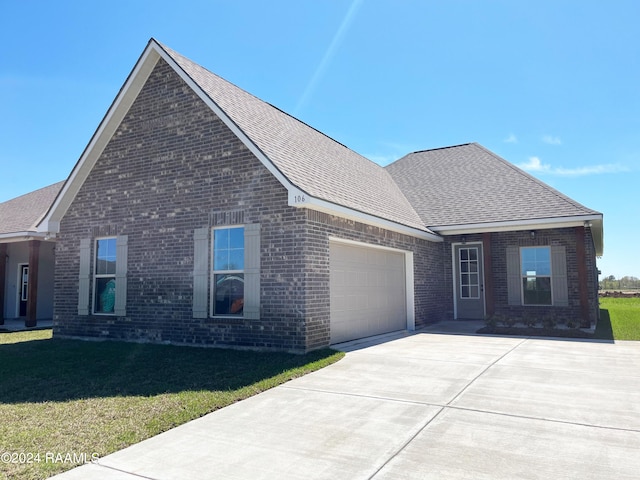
52 331 640 479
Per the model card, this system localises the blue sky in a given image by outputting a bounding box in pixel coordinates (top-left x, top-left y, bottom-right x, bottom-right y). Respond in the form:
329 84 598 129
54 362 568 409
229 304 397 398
1 0 638 278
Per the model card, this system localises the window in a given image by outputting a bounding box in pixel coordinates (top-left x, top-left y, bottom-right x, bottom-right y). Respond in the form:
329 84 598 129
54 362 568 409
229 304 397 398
212 227 244 316
459 247 480 298
193 225 259 320
521 247 552 305
94 237 117 314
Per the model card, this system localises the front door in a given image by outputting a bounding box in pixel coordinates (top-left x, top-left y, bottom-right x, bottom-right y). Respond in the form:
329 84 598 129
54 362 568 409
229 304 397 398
454 244 485 319
19 264 29 317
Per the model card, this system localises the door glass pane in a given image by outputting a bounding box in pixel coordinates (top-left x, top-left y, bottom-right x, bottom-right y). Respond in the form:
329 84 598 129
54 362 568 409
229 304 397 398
459 247 480 299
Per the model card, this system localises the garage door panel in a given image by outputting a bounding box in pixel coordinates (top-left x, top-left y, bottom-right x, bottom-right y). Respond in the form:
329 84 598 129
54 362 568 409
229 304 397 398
330 242 407 344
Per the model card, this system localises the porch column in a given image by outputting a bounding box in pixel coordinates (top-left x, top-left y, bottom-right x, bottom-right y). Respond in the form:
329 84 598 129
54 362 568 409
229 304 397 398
26 240 40 327
482 232 495 317
575 226 590 328
0 243 6 325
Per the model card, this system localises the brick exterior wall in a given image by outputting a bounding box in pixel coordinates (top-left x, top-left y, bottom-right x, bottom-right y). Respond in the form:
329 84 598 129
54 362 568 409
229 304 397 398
54 58 447 352
443 227 599 326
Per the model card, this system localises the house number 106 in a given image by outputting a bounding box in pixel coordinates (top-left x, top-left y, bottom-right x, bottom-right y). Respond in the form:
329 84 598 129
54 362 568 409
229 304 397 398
293 195 306 203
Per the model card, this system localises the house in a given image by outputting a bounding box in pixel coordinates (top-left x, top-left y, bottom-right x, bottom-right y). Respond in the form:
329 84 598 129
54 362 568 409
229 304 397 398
36 39 603 351
0 182 63 326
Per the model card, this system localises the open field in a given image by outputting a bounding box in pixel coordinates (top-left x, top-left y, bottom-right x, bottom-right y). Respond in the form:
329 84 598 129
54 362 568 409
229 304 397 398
0 331 343 479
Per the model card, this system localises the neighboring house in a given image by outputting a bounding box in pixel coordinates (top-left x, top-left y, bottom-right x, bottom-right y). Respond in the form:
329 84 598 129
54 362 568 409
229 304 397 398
0 182 64 326
36 39 603 351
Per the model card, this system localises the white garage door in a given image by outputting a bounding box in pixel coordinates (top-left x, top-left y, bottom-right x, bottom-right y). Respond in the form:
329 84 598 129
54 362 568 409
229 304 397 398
330 241 407 344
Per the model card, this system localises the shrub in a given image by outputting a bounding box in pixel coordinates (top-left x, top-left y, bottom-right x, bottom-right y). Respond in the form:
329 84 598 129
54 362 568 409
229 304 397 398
542 314 557 329
484 314 497 329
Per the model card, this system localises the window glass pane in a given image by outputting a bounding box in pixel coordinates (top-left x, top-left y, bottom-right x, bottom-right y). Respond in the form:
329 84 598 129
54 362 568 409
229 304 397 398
536 248 551 275
228 249 244 270
229 227 244 249
521 247 551 276
470 286 479 298
214 274 244 315
470 274 479 285
461 274 469 286
96 238 116 275
214 229 229 251
214 250 229 270
461 262 469 273
95 278 116 313
461 286 469 298
469 248 478 261
460 249 468 261
213 227 244 271
522 277 552 305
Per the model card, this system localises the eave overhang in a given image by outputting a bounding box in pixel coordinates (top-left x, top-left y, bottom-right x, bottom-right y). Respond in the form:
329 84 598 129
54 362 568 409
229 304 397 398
431 214 604 255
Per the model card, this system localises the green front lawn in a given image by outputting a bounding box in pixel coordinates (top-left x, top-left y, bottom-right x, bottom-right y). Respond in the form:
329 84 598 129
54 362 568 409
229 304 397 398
595 297 640 340
0 331 344 480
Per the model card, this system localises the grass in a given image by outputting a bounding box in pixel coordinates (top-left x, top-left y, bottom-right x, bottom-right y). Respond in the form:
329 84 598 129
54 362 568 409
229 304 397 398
595 297 640 340
0 331 344 480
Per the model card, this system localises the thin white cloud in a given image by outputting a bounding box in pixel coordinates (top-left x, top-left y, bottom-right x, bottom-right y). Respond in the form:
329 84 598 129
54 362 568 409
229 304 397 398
520 156 548 172
504 133 518 144
542 135 562 145
294 0 364 115
518 156 630 176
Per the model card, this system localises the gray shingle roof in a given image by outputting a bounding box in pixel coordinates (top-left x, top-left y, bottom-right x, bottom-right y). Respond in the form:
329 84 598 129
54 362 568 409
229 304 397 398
157 42 427 232
385 143 601 228
0 181 64 235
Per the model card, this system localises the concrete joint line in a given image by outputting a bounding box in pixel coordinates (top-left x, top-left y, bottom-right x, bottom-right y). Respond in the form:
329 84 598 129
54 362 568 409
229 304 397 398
366 406 446 480
445 404 640 434
92 462 159 480
446 337 529 406
280 384 436 406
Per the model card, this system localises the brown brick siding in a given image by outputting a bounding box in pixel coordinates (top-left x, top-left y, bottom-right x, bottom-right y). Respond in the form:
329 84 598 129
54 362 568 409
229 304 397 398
54 58 448 352
443 227 599 325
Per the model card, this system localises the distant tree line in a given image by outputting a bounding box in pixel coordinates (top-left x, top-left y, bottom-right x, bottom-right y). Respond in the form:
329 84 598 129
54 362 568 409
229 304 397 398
599 275 640 290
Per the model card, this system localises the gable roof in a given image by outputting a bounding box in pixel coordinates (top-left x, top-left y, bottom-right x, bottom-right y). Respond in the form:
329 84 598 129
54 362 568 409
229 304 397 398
158 42 428 234
38 39 438 241
0 181 64 241
386 143 603 254
37 39 602 254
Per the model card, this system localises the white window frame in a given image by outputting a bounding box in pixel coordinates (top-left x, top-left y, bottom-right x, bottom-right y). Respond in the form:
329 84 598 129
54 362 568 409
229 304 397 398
93 236 117 315
210 225 245 318
520 246 553 306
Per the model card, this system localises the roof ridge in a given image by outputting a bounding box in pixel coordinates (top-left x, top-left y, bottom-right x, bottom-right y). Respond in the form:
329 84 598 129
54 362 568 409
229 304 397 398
408 142 474 155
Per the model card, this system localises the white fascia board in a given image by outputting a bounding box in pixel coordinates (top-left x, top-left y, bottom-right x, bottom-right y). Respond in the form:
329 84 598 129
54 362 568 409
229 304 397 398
431 214 603 235
292 190 442 242
0 232 50 243
38 45 161 233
